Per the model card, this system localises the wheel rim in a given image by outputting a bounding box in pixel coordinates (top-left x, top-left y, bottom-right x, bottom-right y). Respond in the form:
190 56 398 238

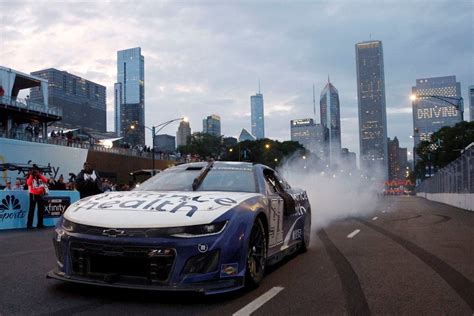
247 221 265 279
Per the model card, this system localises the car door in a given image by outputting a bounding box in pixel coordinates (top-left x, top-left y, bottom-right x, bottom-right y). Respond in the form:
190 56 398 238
263 171 284 254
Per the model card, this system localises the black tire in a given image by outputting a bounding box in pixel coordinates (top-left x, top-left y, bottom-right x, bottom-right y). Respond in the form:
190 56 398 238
245 217 267 288
301 208 311 253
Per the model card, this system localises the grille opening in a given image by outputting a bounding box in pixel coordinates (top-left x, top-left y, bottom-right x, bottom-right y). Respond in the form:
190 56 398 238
70 242 175 283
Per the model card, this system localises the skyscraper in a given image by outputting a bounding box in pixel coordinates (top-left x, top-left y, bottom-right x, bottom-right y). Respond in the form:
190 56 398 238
411 76 462 153
115 47 145 146
30 68 106 133
355 40 388 179
202 114 221 137
251 86 265 139
239 128 256 142
320 77 341 164
176 120 191 147
290 118 328 159
469 85 474 122
388 137 408 181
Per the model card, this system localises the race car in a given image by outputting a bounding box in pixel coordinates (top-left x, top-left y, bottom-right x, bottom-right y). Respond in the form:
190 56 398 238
47 161 311 294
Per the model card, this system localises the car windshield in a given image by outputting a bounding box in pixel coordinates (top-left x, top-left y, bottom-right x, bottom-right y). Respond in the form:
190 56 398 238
135 166 257 193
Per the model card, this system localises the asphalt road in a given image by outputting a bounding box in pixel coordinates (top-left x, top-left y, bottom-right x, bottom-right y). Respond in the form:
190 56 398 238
1 196 473 315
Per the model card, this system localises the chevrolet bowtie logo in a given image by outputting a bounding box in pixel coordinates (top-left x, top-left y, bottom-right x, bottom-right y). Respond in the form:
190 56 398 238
102 228 126 237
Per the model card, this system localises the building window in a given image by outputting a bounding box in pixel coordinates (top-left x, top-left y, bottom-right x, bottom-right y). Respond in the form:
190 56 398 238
63 75 67 92
72 78 77 95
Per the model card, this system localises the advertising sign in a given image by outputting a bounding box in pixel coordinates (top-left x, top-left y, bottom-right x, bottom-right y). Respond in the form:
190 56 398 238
0 190 79 230
43 196 71 218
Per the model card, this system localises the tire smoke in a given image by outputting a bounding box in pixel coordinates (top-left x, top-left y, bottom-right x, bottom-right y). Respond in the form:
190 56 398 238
278 155 383 232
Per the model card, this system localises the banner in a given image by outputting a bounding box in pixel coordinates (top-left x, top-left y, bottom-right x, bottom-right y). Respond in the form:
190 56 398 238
0 190 80 230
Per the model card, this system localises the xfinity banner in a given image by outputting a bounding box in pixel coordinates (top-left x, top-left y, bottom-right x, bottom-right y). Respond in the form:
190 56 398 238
43 196 71 218
0 191 79 230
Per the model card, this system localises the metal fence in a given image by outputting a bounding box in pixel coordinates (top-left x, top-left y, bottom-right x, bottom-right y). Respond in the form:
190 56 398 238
417 143 474 193
0 95 62 117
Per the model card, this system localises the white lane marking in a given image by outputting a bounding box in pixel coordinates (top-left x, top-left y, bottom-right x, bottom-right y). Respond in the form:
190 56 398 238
347 229 361 239
372 216 378 221
233 286 284 316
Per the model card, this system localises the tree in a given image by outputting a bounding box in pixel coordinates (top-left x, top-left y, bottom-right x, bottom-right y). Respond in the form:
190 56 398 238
415 121 474 179
177 133 223 159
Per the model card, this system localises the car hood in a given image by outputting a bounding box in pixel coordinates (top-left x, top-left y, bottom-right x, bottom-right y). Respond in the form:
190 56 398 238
64 191 262 228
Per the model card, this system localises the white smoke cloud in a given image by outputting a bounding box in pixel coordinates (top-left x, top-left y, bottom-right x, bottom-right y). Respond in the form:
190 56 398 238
278 155 383 235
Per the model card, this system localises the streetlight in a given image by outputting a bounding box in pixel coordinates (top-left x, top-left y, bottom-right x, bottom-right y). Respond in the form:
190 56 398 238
131 117 187 175
265 143 270 150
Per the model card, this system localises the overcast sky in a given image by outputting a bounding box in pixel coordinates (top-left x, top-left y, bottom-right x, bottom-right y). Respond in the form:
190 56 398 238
1 0 472 157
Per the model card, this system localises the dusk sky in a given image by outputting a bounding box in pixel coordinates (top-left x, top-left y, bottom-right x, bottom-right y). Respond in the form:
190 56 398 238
1 0 472 158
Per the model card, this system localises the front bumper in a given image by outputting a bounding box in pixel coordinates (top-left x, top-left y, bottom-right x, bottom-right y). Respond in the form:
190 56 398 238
49 221 249 295
47 269 243 293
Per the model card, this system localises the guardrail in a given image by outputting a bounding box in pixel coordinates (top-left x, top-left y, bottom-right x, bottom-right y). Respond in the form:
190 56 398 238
417 143 474 193
0 95 62 117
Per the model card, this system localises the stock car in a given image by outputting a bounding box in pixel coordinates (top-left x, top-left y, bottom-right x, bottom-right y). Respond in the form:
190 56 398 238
47 161 311 294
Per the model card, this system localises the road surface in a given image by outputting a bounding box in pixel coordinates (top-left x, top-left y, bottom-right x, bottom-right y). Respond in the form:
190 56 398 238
0 196 473 315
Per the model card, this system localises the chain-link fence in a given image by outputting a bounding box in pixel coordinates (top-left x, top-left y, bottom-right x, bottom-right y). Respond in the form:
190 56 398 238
417 143 474 193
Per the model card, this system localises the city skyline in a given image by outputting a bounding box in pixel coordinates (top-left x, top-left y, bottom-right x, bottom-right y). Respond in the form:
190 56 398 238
1 1 472 158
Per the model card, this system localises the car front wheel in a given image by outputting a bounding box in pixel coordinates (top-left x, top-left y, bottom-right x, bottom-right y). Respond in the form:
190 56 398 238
245 217 267 288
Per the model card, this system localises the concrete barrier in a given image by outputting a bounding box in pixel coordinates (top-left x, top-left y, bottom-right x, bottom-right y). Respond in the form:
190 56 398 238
417 192 474 212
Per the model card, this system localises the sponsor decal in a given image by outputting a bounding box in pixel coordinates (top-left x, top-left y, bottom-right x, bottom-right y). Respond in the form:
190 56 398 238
0 195 26 222
44 196 71 218
72 192 239 218
148 249 173 257
220 263 238 277
198 243 208 253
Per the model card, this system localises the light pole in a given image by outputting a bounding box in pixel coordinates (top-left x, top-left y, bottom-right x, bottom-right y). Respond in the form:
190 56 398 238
131 117 187 175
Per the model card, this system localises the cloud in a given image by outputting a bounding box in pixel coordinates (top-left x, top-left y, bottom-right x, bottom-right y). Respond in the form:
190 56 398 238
1 0 472 159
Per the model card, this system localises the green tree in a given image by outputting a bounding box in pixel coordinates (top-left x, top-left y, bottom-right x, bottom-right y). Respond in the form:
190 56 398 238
415 121 474 179
177 133 223 159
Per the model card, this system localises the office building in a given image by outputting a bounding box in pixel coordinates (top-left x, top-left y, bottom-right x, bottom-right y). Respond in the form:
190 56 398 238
115 47 145 146
320 77 341 164
251 89 265 139
355 40 388 179
239 128 256 142
469 85 474 122
154 134 175 153
340 148 357 170
411 76 462 153
176 120 191 147
388 136 408 180
202 114 221 137
30 68 106 133
290 118 328 159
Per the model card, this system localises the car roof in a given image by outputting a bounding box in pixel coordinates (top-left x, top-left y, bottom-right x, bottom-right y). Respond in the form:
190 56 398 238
173 161 258 170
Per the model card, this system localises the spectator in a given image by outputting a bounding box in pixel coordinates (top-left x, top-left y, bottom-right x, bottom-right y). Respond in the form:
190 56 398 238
3 181 12 190
12 179 24 190
47 177 56 190
55 175 66 190
75 162 103 199
26 166 48 229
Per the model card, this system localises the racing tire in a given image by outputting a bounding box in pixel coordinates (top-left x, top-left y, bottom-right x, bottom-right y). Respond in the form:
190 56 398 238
245 217 267 288
300 208 311 253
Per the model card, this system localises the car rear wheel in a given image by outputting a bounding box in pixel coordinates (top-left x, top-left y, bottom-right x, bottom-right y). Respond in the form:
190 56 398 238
245 217 267 288
301 208 311 253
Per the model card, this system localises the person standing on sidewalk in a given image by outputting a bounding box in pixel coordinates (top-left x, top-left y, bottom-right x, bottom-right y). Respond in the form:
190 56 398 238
26 166 48 229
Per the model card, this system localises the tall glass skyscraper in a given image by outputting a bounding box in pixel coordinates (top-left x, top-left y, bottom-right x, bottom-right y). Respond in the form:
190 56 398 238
290 118 328 159
115 47 145 146
355 40 388 179
202 114 221 137
251 90 265 139
320 78 341 164
411 76 462 152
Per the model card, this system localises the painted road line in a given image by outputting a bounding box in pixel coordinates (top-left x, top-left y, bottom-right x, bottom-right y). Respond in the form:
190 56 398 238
233 286 285 316
347 229 361 239
372 217 378 221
